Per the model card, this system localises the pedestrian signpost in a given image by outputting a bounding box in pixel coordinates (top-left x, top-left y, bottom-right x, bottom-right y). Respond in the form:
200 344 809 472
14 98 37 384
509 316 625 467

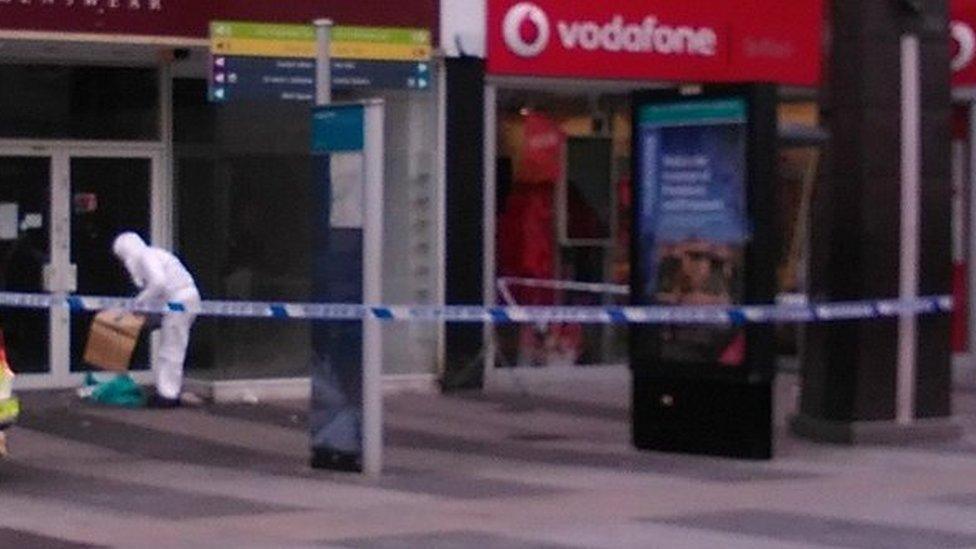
307 19 385 476
208 21 432 103
308 100 385 476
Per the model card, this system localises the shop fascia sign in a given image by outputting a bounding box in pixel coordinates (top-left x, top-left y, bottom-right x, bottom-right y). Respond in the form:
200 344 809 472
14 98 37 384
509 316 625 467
952 0 976 88
487 0 824 86
0 0 161 9
0 0 163 9
0 1 436 40
0 0 203 38
502 4 718 59
954 20 975 71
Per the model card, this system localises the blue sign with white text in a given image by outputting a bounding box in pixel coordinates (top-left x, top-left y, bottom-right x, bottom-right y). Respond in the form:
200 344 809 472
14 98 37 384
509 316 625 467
311 105 365 153
209 55 431 103
639 101 748 245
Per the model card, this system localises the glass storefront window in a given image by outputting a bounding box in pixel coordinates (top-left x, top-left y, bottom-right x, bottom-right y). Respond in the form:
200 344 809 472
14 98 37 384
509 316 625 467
494 89 632 368
175 80 312 379
492 90 825 369
341 88 442 376
0 65 159 140
174 74 442 380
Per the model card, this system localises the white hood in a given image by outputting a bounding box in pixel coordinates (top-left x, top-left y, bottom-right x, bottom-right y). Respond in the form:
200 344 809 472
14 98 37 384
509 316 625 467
112 231 196 300
112 232 150 289
112 232 147 263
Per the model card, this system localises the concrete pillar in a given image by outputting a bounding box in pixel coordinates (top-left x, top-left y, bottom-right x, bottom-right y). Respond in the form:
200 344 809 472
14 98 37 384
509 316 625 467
793 0 961 443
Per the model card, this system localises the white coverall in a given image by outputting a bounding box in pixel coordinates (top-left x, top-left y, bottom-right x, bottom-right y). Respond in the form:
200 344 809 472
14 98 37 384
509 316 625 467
112 232 200 400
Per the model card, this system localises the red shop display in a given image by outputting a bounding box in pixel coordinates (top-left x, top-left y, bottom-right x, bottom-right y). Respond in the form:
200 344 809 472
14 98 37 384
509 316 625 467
515 112 564 185
498 112 565 305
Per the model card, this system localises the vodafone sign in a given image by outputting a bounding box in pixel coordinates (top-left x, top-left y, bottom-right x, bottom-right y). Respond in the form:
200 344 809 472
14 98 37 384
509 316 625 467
488 0 825 86
503 6 718 59
502 3 551 57
953 0 976 88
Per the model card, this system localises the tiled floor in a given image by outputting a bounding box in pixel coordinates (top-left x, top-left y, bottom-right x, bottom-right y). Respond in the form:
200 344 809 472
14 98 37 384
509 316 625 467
2 378 976 548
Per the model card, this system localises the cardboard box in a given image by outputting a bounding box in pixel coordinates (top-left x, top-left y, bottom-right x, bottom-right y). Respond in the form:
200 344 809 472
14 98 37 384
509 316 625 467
83 309 146 371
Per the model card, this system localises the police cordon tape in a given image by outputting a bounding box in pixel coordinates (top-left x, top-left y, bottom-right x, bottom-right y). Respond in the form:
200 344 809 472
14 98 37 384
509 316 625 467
0 291 955 325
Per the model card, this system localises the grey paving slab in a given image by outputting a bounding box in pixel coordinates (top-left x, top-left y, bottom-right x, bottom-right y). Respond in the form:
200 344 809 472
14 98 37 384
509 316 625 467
918 440 976 456
332 531 577 549
508 433 573 442
0 527 103 549
17 404 312 478
0 463 306 520
387 427 819 483
203 399 817 484
203 401 310 431
372 472 567 500
931 492 976 508
456 391 629 422
500 520 834 549
6 384 976 548
19 400 569 502
646 509 976 549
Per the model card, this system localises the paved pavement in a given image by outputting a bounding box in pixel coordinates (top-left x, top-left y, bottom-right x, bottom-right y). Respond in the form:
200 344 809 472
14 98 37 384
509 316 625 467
3 374 976 548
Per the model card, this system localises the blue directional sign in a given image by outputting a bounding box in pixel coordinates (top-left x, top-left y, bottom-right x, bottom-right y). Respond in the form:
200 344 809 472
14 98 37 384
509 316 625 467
209 55 431 103
311 105 365 153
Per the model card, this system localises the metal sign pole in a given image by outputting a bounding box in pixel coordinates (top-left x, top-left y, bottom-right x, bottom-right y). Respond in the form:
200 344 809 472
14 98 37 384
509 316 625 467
897 34 921 425
311 18 384 476
361 99 385 477
314 19 333 106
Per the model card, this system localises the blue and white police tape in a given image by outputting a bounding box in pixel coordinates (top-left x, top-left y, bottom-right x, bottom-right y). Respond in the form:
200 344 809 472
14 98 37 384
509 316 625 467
0 291 954 325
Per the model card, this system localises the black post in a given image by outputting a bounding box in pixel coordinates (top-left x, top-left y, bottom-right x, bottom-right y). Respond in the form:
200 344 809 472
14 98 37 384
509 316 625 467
442 57 487 391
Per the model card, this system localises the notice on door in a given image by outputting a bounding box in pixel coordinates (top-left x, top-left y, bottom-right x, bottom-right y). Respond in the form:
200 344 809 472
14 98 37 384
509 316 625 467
0 203 18 241
312 104 367 229
329 152 365 229
20 213 42 231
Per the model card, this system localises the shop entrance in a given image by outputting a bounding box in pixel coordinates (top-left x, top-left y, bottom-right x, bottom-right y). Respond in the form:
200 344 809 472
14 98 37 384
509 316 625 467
486 83 634 391
483 81 826 403
0 142 164 389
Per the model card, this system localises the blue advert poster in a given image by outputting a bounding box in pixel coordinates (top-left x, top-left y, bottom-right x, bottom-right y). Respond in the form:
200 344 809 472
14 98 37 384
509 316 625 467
637 99 748 366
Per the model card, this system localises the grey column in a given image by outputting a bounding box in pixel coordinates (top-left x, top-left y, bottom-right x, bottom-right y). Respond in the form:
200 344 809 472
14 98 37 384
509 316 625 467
794 0 960 443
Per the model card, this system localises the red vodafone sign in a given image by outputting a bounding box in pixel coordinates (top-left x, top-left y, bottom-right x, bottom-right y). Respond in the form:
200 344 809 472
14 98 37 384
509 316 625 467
953 0 976 88
487 0 825 86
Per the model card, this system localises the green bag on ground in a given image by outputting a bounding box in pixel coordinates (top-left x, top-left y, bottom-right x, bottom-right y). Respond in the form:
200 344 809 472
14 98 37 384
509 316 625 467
84 373 146 408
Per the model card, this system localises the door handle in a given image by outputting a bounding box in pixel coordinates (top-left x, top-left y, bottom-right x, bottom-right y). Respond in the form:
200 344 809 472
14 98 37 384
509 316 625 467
41 264 55 292
65 264 77 293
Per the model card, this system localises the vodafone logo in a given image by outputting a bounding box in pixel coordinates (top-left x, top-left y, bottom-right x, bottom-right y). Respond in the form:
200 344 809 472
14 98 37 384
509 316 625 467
500 2 718 59
503 2 551 58
488 0 820 85
952 20 976 73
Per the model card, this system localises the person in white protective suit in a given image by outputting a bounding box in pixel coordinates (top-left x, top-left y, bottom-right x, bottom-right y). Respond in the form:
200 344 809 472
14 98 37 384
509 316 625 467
112 232 200 408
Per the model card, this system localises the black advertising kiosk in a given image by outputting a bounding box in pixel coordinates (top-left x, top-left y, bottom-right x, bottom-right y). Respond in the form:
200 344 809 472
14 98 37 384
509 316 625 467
630 84 778 460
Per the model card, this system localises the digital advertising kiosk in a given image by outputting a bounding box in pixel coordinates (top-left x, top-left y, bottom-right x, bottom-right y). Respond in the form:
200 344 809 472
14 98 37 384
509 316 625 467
630 84 778 460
